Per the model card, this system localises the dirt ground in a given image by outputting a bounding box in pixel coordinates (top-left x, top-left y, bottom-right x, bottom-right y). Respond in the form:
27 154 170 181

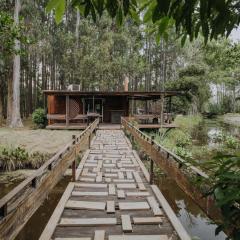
0 119 81 154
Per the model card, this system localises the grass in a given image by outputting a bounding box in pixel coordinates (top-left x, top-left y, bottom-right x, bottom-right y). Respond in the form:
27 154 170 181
0 118 82 171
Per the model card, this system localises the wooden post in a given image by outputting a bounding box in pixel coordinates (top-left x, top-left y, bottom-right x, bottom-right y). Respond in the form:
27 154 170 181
66 95 70 126
88 133 91 148
160 94 164 127
72 135 76 181
0 204 7 218
168 96 172 123
150 135 154 184
150 158 154 184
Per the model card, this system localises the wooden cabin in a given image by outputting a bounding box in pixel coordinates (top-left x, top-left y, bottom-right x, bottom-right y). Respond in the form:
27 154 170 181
43 90 182 130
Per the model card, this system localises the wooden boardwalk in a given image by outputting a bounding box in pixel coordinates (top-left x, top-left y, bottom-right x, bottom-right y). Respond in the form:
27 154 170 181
40 130 190 240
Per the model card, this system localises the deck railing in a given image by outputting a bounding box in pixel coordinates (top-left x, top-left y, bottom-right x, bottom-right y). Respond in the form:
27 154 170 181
121 117 221 220
0 118 99 240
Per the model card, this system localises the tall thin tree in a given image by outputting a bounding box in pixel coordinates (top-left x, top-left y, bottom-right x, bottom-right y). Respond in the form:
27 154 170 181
9 0 23 128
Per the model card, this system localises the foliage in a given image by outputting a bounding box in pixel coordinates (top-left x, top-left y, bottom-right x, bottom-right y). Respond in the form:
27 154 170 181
214 131 239 149
47 0 240 44
173 146 193 161
167 64 211 113
174 115 203 134
201 154 240 239
0 146 51 171
32 108 47 129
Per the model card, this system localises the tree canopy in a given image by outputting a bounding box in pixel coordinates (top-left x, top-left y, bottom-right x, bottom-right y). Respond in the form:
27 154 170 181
47 0 240 43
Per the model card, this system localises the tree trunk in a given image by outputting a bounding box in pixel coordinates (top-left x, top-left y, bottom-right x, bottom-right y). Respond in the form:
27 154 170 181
9 0 23 128
0 89 3 126
7 70 13 125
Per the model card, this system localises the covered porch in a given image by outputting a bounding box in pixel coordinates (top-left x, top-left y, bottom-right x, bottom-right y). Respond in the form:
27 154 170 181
44 91 182 130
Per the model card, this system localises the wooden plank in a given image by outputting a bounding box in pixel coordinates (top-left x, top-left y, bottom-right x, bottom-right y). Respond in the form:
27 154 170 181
133 217 163 225
121 215 132 233
59 218 117 226
126 172 133 179
75 183 107 188
133 150 150 182
76 150 91 180
126 192 150 197
105 178 111 183
72 191 108 196
96 172 103 183
104 173 118 178
117 190 125 199
55 238 91 240
133 172 146 191
94 230 105 240
151 185 191 240
80 177 95 182
118 172 124 179
109 184 116 195
84 163 98 167
109 235 168 240
117 184 136 189
119 202 150 210
107 201 115 213
113 179 134 183
39 183 74 240
147 197 163 216
65 200 106 211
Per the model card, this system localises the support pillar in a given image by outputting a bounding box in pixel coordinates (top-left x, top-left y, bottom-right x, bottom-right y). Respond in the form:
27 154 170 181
72 135 76 181
66 95 70 126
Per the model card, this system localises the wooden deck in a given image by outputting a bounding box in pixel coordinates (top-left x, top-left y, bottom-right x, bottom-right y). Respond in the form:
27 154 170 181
46 123 88 130
40 130 190 240
46 123 175 130
138 124 176 129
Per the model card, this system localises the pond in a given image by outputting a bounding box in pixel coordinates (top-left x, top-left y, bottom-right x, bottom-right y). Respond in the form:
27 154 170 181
149 117 240 240
154 174 227 240
193 118 240 148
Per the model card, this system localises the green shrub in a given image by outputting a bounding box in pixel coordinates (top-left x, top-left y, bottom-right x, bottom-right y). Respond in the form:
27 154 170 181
32 108 47 128
163 129 192 148
0 146 50 171
0 146 28 171
201 154 240 239
173 146 193 160
214 131 239 149
174 115 203 135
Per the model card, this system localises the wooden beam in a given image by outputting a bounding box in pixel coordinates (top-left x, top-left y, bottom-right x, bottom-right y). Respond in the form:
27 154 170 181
39 183 74 240
151 185 191 240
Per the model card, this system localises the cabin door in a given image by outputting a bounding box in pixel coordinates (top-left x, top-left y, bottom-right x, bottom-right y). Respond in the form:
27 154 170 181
84 98 104 119
111 110 124 124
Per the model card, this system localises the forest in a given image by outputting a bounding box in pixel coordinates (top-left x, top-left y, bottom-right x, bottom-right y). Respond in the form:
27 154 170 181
0 1 240 240
1 0 240 128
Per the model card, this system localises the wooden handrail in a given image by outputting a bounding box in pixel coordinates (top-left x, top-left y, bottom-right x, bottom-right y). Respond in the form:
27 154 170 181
121 117 223 230
121 117 208 179
0 118 99 240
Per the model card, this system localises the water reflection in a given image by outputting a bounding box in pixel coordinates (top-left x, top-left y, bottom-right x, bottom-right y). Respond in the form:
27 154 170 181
16 176 70 240
155 176 227 240
195 119 240 148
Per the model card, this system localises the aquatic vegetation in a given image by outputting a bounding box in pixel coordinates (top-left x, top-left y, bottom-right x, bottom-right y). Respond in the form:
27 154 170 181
0 146 51 171
214 131 239 149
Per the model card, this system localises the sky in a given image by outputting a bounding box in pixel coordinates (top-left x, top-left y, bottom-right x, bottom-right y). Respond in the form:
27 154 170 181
230 27 240 42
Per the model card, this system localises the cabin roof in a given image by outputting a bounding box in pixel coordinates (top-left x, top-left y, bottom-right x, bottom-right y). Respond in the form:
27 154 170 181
43 90 183 99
